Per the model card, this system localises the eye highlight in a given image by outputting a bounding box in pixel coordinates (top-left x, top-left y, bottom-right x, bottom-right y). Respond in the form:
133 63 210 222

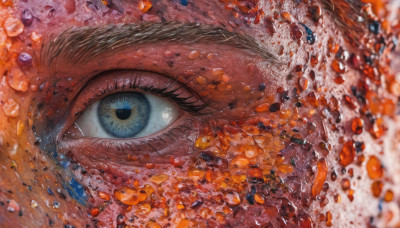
75 91 181 139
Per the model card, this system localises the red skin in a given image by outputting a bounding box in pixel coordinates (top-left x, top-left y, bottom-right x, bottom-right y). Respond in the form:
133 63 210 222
0 0 399 227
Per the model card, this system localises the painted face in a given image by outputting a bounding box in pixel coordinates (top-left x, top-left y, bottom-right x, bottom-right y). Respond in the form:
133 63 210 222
0 0 399 227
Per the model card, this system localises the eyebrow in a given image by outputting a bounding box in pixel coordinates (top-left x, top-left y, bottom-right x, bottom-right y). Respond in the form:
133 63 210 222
40 21 278 68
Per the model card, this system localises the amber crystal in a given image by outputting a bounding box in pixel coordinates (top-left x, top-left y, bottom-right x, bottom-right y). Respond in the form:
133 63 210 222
340 178 350 191
339 141 355 167
224 191 241 207
366 156 383 179
351 118 364 134
332 59 346 73
371 180 383 197
255 103 270 112
114 187 147 206
298 76 309 91
370 118 385 139
138 0 152 12
384 190 394 202
4 16 24 37
312 159 328 197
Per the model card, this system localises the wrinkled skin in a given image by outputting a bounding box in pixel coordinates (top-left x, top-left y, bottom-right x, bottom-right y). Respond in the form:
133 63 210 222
0 0 400 227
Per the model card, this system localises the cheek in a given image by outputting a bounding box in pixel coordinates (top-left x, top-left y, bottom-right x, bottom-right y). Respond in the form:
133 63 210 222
73 86 328 227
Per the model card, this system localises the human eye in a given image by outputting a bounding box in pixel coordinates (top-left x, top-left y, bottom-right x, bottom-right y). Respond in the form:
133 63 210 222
69 70 204 139
76 91 179 138
57 70 207 162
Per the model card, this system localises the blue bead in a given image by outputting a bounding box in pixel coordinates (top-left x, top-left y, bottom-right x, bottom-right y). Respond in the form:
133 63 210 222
301 23 316 45
180 0 188 6
47 187 54 195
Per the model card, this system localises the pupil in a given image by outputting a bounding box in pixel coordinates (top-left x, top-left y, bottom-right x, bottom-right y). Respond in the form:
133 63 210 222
115 108 131 120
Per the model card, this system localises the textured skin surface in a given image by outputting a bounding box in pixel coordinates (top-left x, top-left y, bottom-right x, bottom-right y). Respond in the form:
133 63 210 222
0 0 399 227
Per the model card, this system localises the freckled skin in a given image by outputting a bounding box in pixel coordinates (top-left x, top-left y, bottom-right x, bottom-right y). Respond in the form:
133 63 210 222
0 0 400 227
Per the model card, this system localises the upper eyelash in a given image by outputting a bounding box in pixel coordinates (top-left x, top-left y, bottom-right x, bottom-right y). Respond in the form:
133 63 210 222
73 70 209 118
137 79 209 115
108 71 209 115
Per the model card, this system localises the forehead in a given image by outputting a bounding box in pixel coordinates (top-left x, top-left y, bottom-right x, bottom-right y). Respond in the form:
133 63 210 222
13 0 354 27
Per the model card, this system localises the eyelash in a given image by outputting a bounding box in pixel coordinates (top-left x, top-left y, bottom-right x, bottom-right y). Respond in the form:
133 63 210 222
72 70 208 118
137 82 208 115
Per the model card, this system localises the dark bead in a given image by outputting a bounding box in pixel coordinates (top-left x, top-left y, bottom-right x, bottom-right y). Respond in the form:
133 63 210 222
18 52 33 67
21 9 34 26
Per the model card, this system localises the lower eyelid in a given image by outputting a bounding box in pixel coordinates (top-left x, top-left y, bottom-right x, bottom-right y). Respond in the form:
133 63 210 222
58 116 196 165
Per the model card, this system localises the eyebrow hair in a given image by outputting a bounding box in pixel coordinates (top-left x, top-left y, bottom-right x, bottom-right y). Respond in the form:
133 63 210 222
40 21 278 68
320 0 365 43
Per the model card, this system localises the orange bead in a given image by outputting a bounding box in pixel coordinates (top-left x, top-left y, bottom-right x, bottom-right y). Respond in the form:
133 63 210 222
138 0 152 12
145 163 155 169
340 178 351 190
282 12 292 22
149 174 169 184
331 59 346 73
90 208 100 217
231 155 250 168
16 120 24 136
255 103 270 112
339 141 355 167
4 16 24 37
351 118 364 134
326 211 333 227
384 190 394 202
370 118 385 139
328 38 339 53
97 191 110 201
244 145 261 158
188 50 200 60
306 92 318 106
312 159 328 197
382 99 395 116
195 135 212 149
137 203 151 215
298 77 309 91
3 99 19 117
8 67 29 92
114 187 147 206
366 156 384 179
254 193 265 204
224 191 241 207
188 169 205 181
371 180 383 197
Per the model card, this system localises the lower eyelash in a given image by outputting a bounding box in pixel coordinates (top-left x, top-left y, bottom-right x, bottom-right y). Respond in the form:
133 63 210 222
59 117 196 164
97 123 191 153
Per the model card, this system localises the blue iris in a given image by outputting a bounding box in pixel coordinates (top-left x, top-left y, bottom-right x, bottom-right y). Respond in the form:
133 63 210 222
98 92 150 138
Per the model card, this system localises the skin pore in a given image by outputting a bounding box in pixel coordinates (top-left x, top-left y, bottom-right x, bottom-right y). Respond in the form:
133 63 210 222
0 0 400 227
